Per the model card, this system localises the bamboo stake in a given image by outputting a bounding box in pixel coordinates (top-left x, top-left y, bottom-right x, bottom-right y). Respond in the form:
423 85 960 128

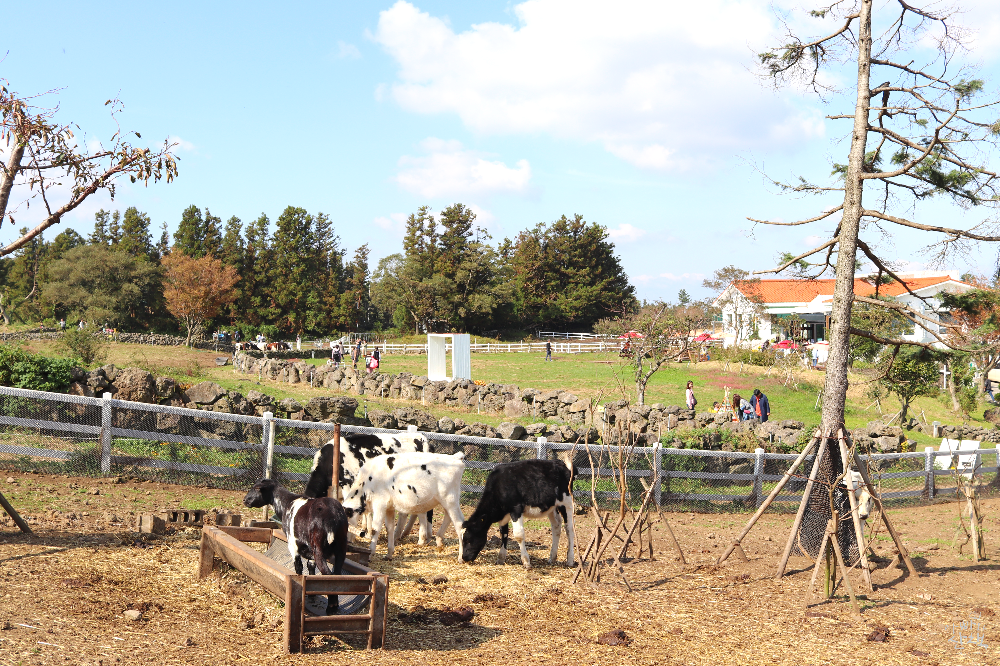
0 490 31 534
837 430 873 591
852 450 917 577
827 512 862 616
718 431 820 565
776 433 829 578
662 515 686 564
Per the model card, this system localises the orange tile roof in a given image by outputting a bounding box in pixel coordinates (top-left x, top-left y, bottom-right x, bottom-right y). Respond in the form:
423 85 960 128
732 276 966 304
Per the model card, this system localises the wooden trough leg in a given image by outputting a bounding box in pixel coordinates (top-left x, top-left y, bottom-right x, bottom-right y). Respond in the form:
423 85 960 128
368 575 389 649
284 574 304 654
197 531 216 579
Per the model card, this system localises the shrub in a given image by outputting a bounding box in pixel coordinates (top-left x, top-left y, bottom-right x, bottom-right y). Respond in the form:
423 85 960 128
0 345 75 392
58 326 109 366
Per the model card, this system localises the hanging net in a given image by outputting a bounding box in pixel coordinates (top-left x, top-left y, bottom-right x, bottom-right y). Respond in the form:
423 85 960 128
791 437 861 566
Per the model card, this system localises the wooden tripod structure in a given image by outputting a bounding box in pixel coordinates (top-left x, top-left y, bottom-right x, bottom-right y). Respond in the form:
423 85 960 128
717 428 916 596
572 482 686 589
0 488 32 534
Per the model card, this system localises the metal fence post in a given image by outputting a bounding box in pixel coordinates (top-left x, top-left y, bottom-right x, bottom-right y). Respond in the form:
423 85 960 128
653 442 662 508
753 448 765 508
262 411 275 479
100 392 113 474
924 446 935 499
536 436 547 459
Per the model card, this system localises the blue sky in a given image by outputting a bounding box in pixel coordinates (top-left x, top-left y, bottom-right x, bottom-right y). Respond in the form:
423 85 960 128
4 0 1000 301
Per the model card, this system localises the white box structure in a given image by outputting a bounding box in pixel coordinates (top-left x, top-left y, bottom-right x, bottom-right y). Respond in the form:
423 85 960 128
427 334 471 382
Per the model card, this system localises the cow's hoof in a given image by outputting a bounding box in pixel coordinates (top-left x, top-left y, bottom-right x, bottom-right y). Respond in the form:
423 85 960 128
521 558 532 569
496 549 507 565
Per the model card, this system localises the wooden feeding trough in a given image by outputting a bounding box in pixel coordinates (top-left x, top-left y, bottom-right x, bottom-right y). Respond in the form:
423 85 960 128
197 525 388 652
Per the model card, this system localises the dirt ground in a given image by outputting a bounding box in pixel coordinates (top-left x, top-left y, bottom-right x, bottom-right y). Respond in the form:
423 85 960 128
1 473 998 666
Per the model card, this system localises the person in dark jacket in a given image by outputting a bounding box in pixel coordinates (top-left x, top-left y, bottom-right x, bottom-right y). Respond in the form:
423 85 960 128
751 389 771 422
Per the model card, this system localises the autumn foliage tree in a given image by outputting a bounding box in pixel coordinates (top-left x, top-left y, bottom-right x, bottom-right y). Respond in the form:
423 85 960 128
162 251 239 346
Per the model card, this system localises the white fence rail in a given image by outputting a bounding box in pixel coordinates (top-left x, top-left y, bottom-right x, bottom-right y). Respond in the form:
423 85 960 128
0 384 997 509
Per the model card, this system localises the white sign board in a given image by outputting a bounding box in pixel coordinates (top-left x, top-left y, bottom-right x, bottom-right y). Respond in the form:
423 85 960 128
427 334 471 382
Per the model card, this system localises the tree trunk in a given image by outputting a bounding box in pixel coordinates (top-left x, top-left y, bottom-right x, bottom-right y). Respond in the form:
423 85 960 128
0 141 26 222
945 359 961 411
821 0 874 436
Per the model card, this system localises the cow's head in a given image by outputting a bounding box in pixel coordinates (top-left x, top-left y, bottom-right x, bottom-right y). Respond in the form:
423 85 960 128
243 479 278 509
460 517 489 563
850 471 874 520
341 485 367 529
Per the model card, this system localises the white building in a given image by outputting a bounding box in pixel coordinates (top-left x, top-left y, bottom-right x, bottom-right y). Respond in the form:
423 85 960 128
712 271 974 348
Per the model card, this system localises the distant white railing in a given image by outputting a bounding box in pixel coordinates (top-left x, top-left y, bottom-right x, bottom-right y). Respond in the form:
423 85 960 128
377 341 617 355
536 331 614 340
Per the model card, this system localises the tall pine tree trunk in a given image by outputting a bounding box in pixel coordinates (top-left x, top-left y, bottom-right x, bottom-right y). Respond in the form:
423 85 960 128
821 0 873 435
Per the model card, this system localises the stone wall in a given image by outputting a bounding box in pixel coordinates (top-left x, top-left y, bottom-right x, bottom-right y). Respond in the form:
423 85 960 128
0 329 229 352
231 352 812 449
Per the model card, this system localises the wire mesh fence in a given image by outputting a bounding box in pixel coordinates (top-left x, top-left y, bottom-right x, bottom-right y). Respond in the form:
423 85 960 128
1 385 997 513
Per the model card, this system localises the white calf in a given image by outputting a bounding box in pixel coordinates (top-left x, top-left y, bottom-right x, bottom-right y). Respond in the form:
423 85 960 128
342 451 467 561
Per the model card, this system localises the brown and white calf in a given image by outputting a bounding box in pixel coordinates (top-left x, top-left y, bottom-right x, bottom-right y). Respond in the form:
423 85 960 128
461 459 575 568
243 479 349 614
341 451 467 560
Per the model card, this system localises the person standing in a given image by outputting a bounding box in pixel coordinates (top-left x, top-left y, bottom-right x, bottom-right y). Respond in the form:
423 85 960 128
354 339 362 369
751 389 771 423
685 380 697 410
296 333 301 351
545 340 552 362
985 372 995 403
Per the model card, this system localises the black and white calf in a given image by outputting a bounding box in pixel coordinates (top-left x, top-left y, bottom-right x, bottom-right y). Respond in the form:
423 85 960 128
461 459 575 568
341 451 467 560
304 432 436 541
243 479 349 613
304 432 435 498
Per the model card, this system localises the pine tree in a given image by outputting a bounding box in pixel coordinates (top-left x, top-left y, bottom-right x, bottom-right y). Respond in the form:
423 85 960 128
107 210 122 247
118 207 155 260
202 209 224 258
270 206 316 332
90 210 110 246
221 216 244 268
156 222 170 261
174 205 205 258
435 203 474 281
242 214 273 325
341 244 371 331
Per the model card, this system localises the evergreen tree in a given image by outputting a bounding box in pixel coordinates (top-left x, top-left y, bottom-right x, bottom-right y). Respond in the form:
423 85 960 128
90 210 110 246
174 205 205 258
270 206 316 332
118 207 155 260
310 212 342 332
156 222 170 261
435 203 474 281
202 209 224 258
107 210 122 247
342 244 370 331
242 213 274 325
507 214 635 330
221 216 244 268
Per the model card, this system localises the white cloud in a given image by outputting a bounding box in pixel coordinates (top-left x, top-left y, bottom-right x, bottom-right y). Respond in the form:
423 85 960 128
396 138 532 198
337 40 362 60
607 223 646 243
373 1 821 170
660 272 704 281
373 212 408 234
167 135 196 152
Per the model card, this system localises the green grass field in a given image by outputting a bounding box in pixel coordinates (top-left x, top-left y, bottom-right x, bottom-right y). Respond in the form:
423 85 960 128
13 338 996 450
